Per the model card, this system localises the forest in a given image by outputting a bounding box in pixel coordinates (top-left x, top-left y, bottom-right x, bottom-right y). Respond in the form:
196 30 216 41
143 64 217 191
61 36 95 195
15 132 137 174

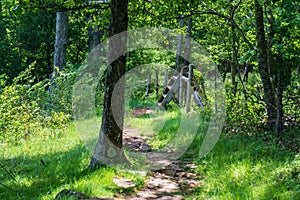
0 0 299 199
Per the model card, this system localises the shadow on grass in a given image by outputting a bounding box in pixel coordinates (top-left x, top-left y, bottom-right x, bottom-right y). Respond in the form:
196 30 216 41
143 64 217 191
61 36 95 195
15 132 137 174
189 133 300 199
0 144 107 200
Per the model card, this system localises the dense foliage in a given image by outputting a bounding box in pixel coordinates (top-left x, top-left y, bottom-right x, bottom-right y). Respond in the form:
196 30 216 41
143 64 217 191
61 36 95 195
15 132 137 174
0 0 299 199
0 64 73 144
0 0 298 154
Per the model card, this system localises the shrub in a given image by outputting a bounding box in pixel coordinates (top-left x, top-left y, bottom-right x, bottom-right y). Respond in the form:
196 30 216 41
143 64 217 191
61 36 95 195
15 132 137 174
225 81 266 135
0 64 73 144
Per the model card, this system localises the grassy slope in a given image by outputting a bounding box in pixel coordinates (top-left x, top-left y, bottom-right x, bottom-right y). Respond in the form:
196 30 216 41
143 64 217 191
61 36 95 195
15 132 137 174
0 125 144 200
1 110 299 199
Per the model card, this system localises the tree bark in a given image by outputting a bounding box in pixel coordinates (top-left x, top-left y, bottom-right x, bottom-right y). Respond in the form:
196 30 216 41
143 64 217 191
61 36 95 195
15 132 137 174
184 16 192 66
90 0 128 168
266 6 284 137
176 14 184 69
86 12 103 52
54 12 68 71
231 21 238 96
275 67 283 137
254 0 276 128
0 2 4 37
0 1 5 74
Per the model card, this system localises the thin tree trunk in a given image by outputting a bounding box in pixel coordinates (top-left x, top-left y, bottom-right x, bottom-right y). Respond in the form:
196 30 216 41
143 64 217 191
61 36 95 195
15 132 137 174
0 1 5 73
86 12 103 52
184 16 192 66
49 12 68 112
266 6 283 137
231 21 238 96
275 67 283 137
0 2 5 40
230 1 238 96
176 14 184 69
254 0 276 129
54 12 68 71
90 0 128 167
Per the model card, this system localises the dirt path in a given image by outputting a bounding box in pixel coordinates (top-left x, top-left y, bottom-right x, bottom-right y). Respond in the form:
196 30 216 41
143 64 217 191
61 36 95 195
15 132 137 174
116 108 202 200
55 108 202 200
115 160 201 200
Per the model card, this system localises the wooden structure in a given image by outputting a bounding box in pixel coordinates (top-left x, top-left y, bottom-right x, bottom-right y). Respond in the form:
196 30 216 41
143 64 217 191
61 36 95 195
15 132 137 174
158 64 204 112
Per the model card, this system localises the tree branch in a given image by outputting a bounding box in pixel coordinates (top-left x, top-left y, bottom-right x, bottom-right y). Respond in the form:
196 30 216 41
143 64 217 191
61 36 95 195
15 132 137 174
231 20 256 50
232 0 242 16
19 2 110 12
191 9 256 51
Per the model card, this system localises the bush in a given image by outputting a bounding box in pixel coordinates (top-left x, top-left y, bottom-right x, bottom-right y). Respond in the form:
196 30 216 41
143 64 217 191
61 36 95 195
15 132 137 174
46 66 77 116
225 82 266 135
0 64 73 144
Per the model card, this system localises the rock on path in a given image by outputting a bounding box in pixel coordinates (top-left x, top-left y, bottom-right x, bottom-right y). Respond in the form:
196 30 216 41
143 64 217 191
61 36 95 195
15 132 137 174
115 160 202 200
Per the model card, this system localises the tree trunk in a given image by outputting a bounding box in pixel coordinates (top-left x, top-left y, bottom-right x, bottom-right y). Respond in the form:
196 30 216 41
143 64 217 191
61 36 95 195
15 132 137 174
184 16 192 66
54 12 68 71
0 2 4 38
275 67 283 137
0 1 5 73
231 18 238 96
49 12 68 111
254 0 276 129
175 14 184 69
90 0 128 168
86 12 103 52
266 6 284 137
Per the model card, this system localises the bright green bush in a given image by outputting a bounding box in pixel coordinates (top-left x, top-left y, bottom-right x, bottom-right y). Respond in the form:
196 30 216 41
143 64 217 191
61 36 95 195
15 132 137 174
0 64 74 144
46 66 77 115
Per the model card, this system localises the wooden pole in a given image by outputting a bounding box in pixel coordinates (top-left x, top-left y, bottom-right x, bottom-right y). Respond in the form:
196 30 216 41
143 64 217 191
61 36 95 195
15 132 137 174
155 69 159 96
179 69 183 105
164 69 168 89
146 74 151 97
186 64 193 112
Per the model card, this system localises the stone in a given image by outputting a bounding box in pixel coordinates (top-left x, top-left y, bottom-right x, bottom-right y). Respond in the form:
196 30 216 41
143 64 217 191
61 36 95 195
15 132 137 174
186 164 198 169
139 142 151 152
113 178 136 189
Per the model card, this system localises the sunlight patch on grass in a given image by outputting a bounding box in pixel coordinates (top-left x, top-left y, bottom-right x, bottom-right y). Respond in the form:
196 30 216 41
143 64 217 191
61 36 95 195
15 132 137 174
73 118 101 154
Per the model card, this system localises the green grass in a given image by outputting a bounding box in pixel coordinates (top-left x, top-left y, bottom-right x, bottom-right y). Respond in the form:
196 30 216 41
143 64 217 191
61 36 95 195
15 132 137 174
126 105 299 199
188 134 300 200
1 105 299 200
0 124 145 200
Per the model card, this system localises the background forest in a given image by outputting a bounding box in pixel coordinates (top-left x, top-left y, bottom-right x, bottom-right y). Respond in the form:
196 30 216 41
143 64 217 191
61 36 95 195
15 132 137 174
0 0 299 199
